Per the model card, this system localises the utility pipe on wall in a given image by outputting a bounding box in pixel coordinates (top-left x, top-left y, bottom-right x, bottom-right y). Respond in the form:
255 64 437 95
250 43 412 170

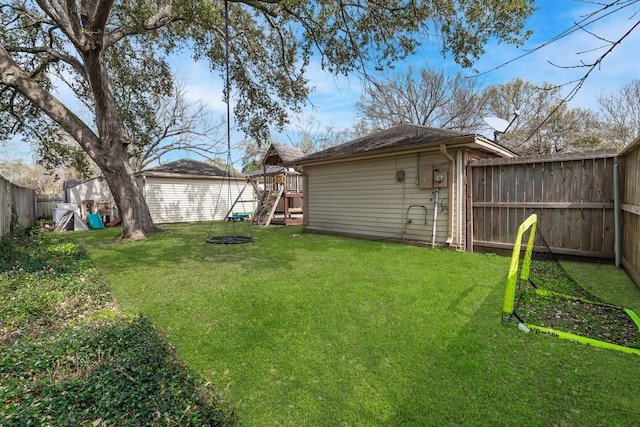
439 144 455 245
432 185 439 246
456 149 463 247
301 169 309 226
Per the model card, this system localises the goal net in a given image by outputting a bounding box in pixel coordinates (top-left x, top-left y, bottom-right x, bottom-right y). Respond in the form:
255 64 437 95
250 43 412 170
502 214 640 355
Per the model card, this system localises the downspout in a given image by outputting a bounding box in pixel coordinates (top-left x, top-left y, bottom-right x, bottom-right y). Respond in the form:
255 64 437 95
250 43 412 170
614 162 621 268
440 144 455 245
294 165 309 226
456 149 463 247
432 186 439 246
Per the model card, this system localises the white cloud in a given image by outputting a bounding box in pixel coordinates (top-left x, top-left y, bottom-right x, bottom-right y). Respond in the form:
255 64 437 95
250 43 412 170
296 60 362 130
170 54 227 112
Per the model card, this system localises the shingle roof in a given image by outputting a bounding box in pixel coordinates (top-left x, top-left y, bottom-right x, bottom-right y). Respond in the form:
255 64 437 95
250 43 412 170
243 166 284 177
294 124 476 163
263 143 305 165
137 159 245 178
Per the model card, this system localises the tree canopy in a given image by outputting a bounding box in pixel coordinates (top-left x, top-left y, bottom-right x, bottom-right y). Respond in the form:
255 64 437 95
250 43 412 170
356 70 621 155
357 65 485 132
597 78 640 149
481 78 609 154
0 0 535 239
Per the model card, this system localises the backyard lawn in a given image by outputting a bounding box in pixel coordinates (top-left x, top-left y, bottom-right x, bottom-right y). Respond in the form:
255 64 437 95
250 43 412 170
74 222 640 426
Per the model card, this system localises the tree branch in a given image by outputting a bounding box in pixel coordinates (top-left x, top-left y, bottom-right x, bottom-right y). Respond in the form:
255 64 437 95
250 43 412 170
35 0 87 49
524 18 640 143
5 45 86 78
0 44 99 157
103 5 179 47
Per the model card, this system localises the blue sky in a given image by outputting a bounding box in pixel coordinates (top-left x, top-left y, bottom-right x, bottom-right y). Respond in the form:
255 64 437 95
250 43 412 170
176 0 640 163
295 0 640 130
3 1 639 166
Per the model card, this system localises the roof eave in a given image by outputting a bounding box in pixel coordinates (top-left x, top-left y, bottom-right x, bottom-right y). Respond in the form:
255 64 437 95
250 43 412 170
135 172 243 180
290 134 514 167
472 135 518 157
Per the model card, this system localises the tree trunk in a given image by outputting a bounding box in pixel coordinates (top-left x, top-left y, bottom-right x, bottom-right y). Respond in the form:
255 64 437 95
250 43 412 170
81 40 160 240
1 40 163 240
97 148 161 240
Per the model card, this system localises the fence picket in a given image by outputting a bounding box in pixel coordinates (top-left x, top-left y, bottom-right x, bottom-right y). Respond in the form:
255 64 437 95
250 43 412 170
469 150 618 259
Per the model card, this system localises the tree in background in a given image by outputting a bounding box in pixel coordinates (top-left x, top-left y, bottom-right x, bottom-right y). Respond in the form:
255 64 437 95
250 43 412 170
0 159 81 194
0 0 535 239
477 1 640 152
357 71 609 155
283 116 372 155
522 105 607 154
481 78 606 154
597 79 640 148
33 133 99 179
238 117 371 172
239 139 264 173
126 82 227 172
357 66 485 131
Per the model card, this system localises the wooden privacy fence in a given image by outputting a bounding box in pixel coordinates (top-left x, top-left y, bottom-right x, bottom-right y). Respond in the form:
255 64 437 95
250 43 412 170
467 150 618 259
36 194 64 220
0 174 36 237
618 139 640 285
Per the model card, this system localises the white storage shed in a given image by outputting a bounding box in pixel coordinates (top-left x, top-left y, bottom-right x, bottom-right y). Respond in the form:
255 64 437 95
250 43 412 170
135 159 251 224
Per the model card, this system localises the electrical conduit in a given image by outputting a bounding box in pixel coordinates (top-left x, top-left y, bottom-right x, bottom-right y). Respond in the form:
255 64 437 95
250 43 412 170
440 144 455 245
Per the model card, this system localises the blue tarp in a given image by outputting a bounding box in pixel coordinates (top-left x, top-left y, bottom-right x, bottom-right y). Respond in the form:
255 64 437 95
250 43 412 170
87 212 105 229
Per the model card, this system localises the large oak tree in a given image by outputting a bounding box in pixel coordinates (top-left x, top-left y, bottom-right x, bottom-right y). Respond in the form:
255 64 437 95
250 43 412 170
0 0 534 239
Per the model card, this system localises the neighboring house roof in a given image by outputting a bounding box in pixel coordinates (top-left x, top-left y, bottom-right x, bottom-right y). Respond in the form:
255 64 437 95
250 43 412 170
262 143 305 166
136 159 245 179
292 124 515 165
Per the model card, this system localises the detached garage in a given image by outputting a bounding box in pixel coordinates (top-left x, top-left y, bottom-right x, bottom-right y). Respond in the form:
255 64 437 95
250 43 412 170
291 124 516 248
136 159 251 224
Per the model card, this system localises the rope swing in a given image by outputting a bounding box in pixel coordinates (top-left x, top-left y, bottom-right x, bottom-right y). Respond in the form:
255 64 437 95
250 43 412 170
206 0 253 244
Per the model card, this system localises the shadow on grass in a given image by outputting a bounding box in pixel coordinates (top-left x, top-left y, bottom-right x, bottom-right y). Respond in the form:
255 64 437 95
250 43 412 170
388 281 640 426
70 223 640 425
74 223 313 273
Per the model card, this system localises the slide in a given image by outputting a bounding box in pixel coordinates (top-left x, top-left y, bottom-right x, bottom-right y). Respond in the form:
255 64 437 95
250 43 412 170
86 212 105 229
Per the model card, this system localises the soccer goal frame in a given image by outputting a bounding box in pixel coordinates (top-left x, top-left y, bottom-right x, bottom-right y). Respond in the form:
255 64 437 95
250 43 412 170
502 213 640 356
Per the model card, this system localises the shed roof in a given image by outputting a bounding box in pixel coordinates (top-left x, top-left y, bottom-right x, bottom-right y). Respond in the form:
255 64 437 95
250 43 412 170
136 159 245 179
63 177 108 190
292 124 514 164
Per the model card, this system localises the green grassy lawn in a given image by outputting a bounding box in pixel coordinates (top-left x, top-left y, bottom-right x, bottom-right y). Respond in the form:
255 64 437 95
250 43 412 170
74 222 640 426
